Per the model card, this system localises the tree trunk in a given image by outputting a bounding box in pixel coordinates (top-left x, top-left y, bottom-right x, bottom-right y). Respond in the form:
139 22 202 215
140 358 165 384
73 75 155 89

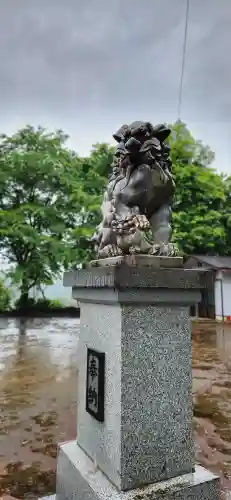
19 290 29 305
18 281 30 312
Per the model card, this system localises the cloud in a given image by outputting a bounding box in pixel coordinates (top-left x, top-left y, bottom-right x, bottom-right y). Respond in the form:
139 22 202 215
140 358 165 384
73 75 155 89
0 0 185 112
183 0 231 122
0 0 230 172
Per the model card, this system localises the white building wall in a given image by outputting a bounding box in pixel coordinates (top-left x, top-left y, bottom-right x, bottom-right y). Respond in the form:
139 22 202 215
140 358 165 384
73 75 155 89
215 271 231 321
222 273 231 319
215 273 223 319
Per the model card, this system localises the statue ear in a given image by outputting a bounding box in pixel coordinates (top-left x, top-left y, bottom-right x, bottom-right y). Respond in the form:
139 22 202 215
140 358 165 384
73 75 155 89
153 124 171 142
115 141 127 157
124 137 141 153
113 125 129 142
140 138 161 154
144 122 154 136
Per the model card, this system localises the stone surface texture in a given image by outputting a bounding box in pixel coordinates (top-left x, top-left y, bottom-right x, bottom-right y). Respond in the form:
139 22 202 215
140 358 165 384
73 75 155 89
65 266 205 307
57 265 220 500
77 300 193 490
38 496 56 500
65 265 205 491
90 255 183 268
56 440 220 500
63 265 207 291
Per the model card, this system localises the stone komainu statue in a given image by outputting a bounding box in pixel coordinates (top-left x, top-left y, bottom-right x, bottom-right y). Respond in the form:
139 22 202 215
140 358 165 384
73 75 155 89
92 120 179 258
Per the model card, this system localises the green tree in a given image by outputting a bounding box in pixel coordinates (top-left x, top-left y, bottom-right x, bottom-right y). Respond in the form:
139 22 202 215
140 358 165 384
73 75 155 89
222 175 231 252
0 126 85 308
0 278 11 312
1 122 228 293
70 143 114 263
72 121 229 259
169 121 227 255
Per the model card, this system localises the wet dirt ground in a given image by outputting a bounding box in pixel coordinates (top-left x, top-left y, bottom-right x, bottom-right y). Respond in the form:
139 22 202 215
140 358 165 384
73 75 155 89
193 321 231 497
0 317 231 499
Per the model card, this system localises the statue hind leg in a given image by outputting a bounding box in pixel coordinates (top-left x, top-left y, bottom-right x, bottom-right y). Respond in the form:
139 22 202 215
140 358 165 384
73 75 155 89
149 203 172 244
149 202 179 256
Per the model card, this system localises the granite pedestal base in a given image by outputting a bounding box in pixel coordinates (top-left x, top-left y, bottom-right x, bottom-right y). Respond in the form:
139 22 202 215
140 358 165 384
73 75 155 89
56 440 220 500
65 267 205 490
57 265 221 500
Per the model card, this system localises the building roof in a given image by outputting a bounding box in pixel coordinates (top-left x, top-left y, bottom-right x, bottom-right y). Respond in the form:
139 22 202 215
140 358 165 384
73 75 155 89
193 255 231 270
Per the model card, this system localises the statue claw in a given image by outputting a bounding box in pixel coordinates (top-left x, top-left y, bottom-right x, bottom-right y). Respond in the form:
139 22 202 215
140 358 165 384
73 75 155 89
98 244 123 258
149 243 180 257
129 245 142 254
132 214 150 230
149 244 161 256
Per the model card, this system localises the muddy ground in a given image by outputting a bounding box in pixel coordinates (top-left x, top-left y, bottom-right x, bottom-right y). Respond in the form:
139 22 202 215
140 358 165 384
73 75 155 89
0 317 231 498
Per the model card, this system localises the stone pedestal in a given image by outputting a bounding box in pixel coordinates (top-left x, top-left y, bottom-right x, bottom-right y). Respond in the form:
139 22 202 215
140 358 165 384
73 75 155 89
54 263 219 500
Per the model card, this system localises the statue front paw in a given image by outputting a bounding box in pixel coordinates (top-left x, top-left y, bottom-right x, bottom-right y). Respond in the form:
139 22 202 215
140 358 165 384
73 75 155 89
112 214 150 234
149 244 161 256
98 244 123 258
129 245 142 254
149 242 180 257
132 214 150 230
161 243 180 257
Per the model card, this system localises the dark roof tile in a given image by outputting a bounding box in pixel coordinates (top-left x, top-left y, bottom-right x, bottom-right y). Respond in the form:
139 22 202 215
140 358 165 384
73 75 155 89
193 255 231 269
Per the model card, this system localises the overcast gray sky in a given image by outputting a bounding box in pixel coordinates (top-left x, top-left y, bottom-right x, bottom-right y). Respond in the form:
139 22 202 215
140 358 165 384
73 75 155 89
0 0 231 173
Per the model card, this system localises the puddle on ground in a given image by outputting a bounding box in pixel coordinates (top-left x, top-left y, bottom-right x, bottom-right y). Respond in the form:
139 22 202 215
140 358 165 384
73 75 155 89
0 317 78 499
0 317 231 498
193 321 231 496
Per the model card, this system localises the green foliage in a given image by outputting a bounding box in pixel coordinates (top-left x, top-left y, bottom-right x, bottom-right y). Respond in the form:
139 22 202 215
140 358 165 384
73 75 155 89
70 143 115 264
0 279 11 312
169 121 227 255
222 176 231 251
14 296 65 312
72 121 231 259
45 298 65 309
0 120 230 300
0 126 86 304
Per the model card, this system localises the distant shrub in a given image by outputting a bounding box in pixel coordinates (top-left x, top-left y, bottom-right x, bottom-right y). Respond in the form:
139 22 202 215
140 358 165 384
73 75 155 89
35 298 65 309
0 279 12 312
14 297 36 311
14 297 65 312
